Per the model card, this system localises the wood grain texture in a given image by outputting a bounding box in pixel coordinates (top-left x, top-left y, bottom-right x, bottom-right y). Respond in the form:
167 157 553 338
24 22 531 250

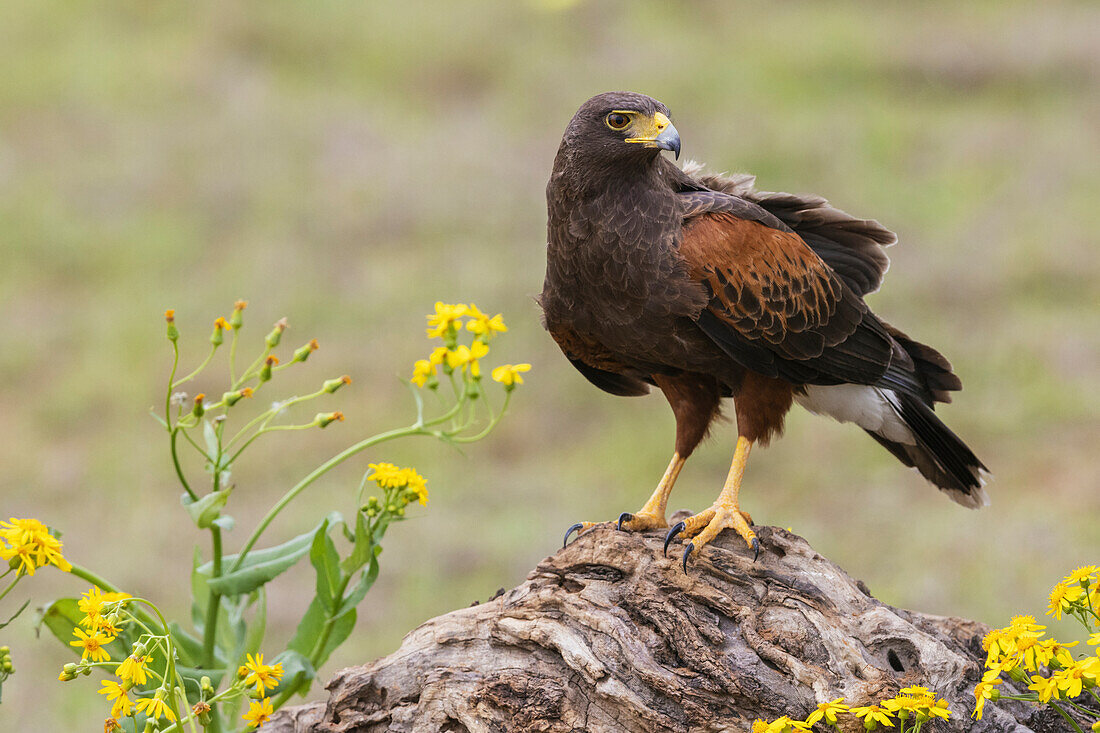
267 525 1073 732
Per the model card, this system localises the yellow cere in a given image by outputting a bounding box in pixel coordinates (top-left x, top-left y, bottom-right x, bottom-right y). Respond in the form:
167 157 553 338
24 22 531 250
625 111 671 146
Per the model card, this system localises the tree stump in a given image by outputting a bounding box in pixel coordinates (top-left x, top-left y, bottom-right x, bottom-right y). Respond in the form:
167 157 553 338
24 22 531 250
267 523 1076 732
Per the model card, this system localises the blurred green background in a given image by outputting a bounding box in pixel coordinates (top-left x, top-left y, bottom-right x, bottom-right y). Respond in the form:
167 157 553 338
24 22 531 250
2 0 1098 727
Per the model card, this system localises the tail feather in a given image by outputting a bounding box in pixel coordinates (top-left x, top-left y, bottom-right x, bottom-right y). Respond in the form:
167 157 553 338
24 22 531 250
874 391 989 508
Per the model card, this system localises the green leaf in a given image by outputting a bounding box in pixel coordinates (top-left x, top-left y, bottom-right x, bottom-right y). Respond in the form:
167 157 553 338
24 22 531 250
198 512 341 597
286 596 325 658
314 608 356 669
269 649 315 698
310 527 343 612
336 550 380 618
211 515 235 531
202 419 219 458
168 622 204 667
339 512 374 575
244 589 267 658
181 488 232 529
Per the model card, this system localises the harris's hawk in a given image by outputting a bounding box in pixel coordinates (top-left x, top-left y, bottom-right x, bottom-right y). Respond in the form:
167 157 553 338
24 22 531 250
541 92 988 568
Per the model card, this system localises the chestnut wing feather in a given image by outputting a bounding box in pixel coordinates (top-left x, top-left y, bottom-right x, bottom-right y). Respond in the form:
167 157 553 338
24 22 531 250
679 206 894 386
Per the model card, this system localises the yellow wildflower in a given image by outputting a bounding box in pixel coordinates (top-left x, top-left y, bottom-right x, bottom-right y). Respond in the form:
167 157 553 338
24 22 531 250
850 704 894 727
491 363 531 388
243 697 274 728
411 359 435 387
1066 566 1100 585
367 463 405 489
241 652 283 695
927 698 951 720
134 691 176 721
426 302 468 338
0 517 72 575
1027 673 1060 704
1010 614 1045 634
115 654 151 685
403 468 429 505
78 587 132 631
445 341 489 376
805 697 849 725
70 627 114 663
98 680 132 718
898 685 929 697
1048 582 1085 619
750 717 803 732
465 304 507 339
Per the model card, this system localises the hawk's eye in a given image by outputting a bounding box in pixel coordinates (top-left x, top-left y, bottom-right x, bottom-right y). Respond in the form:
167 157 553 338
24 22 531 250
606 112 631 130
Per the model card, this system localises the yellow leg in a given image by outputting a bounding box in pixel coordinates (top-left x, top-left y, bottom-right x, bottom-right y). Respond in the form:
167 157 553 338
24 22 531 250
618 452 686 531
563 452 687 547
666 437 757 568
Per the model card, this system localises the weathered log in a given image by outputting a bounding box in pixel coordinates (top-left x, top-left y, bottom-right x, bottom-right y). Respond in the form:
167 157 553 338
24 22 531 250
268 523 1078 732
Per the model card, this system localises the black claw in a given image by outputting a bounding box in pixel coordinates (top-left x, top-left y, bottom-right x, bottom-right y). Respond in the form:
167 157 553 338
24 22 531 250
682 542 694 573
751 537 760 562
563 522 584 548
616 512 633 531
663 521 685 557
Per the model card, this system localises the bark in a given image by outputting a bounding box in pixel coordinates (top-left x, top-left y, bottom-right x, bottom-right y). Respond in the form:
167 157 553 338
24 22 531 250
267 523 1082 732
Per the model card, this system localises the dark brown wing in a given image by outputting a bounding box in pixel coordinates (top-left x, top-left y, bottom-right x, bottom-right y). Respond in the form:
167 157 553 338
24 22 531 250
677 199 895 387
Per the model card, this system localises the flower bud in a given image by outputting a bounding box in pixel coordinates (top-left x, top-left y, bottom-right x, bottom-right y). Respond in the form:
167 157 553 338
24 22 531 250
58 663 79 681
191 394 205 418
316 411 345 428
323 375 352 394
259 356 279 384
192 701 212 725
211 317 230 347
396 506 405 517
265 317 288 348
292 339 319 363
2 659 11 673
165 310 179 342
201 675 214 695
223 388 254 407
230 300 247 330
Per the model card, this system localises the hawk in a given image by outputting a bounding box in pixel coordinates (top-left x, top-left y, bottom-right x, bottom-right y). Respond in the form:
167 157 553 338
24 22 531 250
541 91 988 569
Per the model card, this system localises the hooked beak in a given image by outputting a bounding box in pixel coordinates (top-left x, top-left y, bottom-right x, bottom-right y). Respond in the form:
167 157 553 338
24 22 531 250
655 122 681 159
625 111 681 159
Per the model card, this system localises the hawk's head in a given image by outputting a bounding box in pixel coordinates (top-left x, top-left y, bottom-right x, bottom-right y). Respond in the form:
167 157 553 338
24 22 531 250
556 92 681 172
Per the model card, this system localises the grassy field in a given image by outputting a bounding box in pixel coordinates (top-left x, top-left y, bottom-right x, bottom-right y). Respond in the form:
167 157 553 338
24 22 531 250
2 0 1099 727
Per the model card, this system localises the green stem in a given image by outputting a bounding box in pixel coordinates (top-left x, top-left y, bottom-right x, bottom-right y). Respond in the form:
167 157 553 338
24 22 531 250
452 391 512 443
309 574 352 667
201 526 223 669
229 424 431 573
173 345 217 390
233 345 273 391
0 574 21 604
171 429 199 501
229 329 240 386
166 340 181 426
1047 701 1085 733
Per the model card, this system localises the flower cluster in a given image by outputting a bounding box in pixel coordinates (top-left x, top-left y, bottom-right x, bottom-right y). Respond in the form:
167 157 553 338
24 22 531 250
411 302 528 391
0 517 72 576
974 565 1100 727
363 462 429 517
238 652 284 728
752 687 950 732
